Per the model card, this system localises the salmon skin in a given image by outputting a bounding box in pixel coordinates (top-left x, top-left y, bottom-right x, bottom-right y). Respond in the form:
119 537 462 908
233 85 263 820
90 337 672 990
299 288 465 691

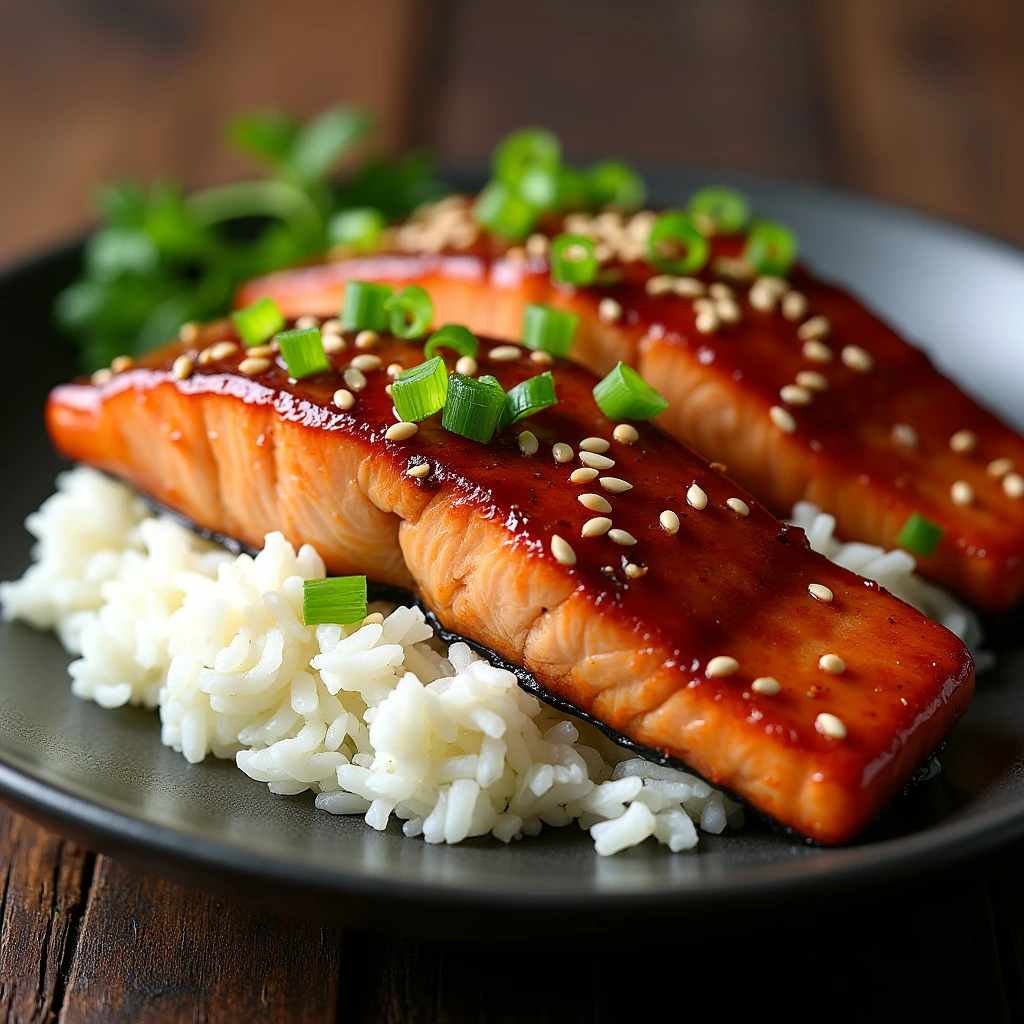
237 200 1024 611
48 321 973 843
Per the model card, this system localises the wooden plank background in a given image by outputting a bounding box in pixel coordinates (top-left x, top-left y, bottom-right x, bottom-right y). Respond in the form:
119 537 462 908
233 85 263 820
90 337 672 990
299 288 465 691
2 0 1024 1020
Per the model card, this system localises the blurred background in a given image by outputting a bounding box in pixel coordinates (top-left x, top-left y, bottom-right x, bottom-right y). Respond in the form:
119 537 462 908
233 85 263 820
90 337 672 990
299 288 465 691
2 0 1024 265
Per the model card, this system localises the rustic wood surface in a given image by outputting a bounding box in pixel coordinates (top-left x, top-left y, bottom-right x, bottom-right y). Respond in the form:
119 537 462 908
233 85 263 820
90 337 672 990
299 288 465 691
2 0 1024 1019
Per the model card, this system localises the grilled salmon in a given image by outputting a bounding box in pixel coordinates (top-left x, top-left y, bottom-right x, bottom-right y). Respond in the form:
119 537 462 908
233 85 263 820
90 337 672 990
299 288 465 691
47 320 974 843
237 198 1024 611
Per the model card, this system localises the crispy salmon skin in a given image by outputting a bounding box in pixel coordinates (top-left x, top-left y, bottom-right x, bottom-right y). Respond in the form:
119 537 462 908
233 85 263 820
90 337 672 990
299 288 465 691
47 321 974 843
238 197 1024 610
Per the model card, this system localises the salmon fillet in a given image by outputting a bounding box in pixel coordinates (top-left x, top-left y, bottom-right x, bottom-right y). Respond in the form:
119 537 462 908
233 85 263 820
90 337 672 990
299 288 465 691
47 321 974 844
237 202 1024 611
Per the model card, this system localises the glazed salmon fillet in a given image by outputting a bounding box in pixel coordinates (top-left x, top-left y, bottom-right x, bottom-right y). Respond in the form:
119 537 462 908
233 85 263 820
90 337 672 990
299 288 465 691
48 321 973 843
237 199 1024 611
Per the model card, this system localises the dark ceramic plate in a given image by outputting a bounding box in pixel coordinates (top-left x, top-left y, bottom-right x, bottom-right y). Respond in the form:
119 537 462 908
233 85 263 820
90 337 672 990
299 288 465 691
3 173 1024 927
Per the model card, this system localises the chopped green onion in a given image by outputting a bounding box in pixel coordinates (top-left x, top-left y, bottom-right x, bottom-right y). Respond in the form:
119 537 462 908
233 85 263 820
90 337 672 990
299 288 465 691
744 219 798 276
492 127 561 192
557 165 592 210
588 160 646 212
593 361 668 420
384 285 434 339
521 303 578 357
302 576 367 626
518 167 561 211
423 323 478 361
276 327 329 379
689 185 751 234
550 234 598 286
646 211 710 275
341 280 394 332
896 512 945 558
231 296 285 347
442 373 506 443
500 371 557 428
474 181 538 241
391 356 449 422
328 207 386 252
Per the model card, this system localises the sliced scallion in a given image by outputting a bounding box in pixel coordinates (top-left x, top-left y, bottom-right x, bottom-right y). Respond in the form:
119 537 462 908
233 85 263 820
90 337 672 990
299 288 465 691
593 361 668 420
896 512 945 558
474 181 537 241
328 207 386 252
231 296 285 347
442 373 506 443
384 285 434 339
689 185 751 234
557 165 592 210
550 234 597 286
500 371 557 428
341 280 394 332
744 219 797 276
521 303 578 357
276 327 329 379
588 160 646 212
492 127 561 192
647 211 710 275
391 356 449 422
302 576 367 626
423 323 478 361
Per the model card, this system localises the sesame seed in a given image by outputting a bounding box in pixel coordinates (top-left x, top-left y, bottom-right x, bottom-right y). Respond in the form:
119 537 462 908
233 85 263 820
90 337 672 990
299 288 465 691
582 516 613 538
900 697 909 707
580 437 611 453
205 341 239 363
1004 472 1024 499
386 422 418 441
362 612 385 626
530 350 554 366
321 318 342 334
660 510 680 535
781 291 808 321
344 367 367 392
406 463 431 479
716 298 743 324
951 480 974 507
179 322 199 344
350 354 381 372
818 654 846 674
599 476 633 494
385 384 393 396
695 309 720 334
613 423 639 445
797 315 830 341
726 497 750 516
780 384 813 406
455 355 478 376
552 442 574 463
608 529 637 546
518 430 539 456
988 457 1014 477
646 275 675 296
892 423 918 448
354 330 379 350
295 315 321 330
570 467 600 484
91 368 113 385
687 483 708 510
506 246 527 261
247 344 274 358
802 340 833 363
752 677 781 695
111 355 134 374
323 334 347 354
769 405 797 433
551 535 577 566
333 388 355 410
624 563 648 579
239 357 271 375
795 370 828 391
172 354 194 380
841 345 874 372
808 583 834 603
710 462 727 473
579 493 613 513
526 233 549 257
598 297 623 324
489 345 522 362
706 656 739 678
709 282 734 300
386 362 404 379
748 283 778 313
672 276 706 298
757 275 790 295
815 713 847 740
579 451 615 470
949 429 977 453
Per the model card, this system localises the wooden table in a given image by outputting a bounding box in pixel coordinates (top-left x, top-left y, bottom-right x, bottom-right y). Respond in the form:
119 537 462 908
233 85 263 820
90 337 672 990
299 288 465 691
2 1 1024 1019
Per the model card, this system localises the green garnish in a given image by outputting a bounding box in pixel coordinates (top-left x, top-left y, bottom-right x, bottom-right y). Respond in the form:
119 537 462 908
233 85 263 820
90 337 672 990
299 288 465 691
474 181 538 241
550 234 598 286
276 327 328 379
423 324 478 361
647 211 710 275
442 373 506 443
557 166 593 210
391 357 449 422
328 207 386 252
384 285 434 339
500 372 557 428
689 186 751 234
302 576 367 626
593 361 668 420
492 128 561 194
896 512 945 559
341 280 394 332
588 160 646 212
231 296 284 347
521 304 578 357
744 219 798 275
